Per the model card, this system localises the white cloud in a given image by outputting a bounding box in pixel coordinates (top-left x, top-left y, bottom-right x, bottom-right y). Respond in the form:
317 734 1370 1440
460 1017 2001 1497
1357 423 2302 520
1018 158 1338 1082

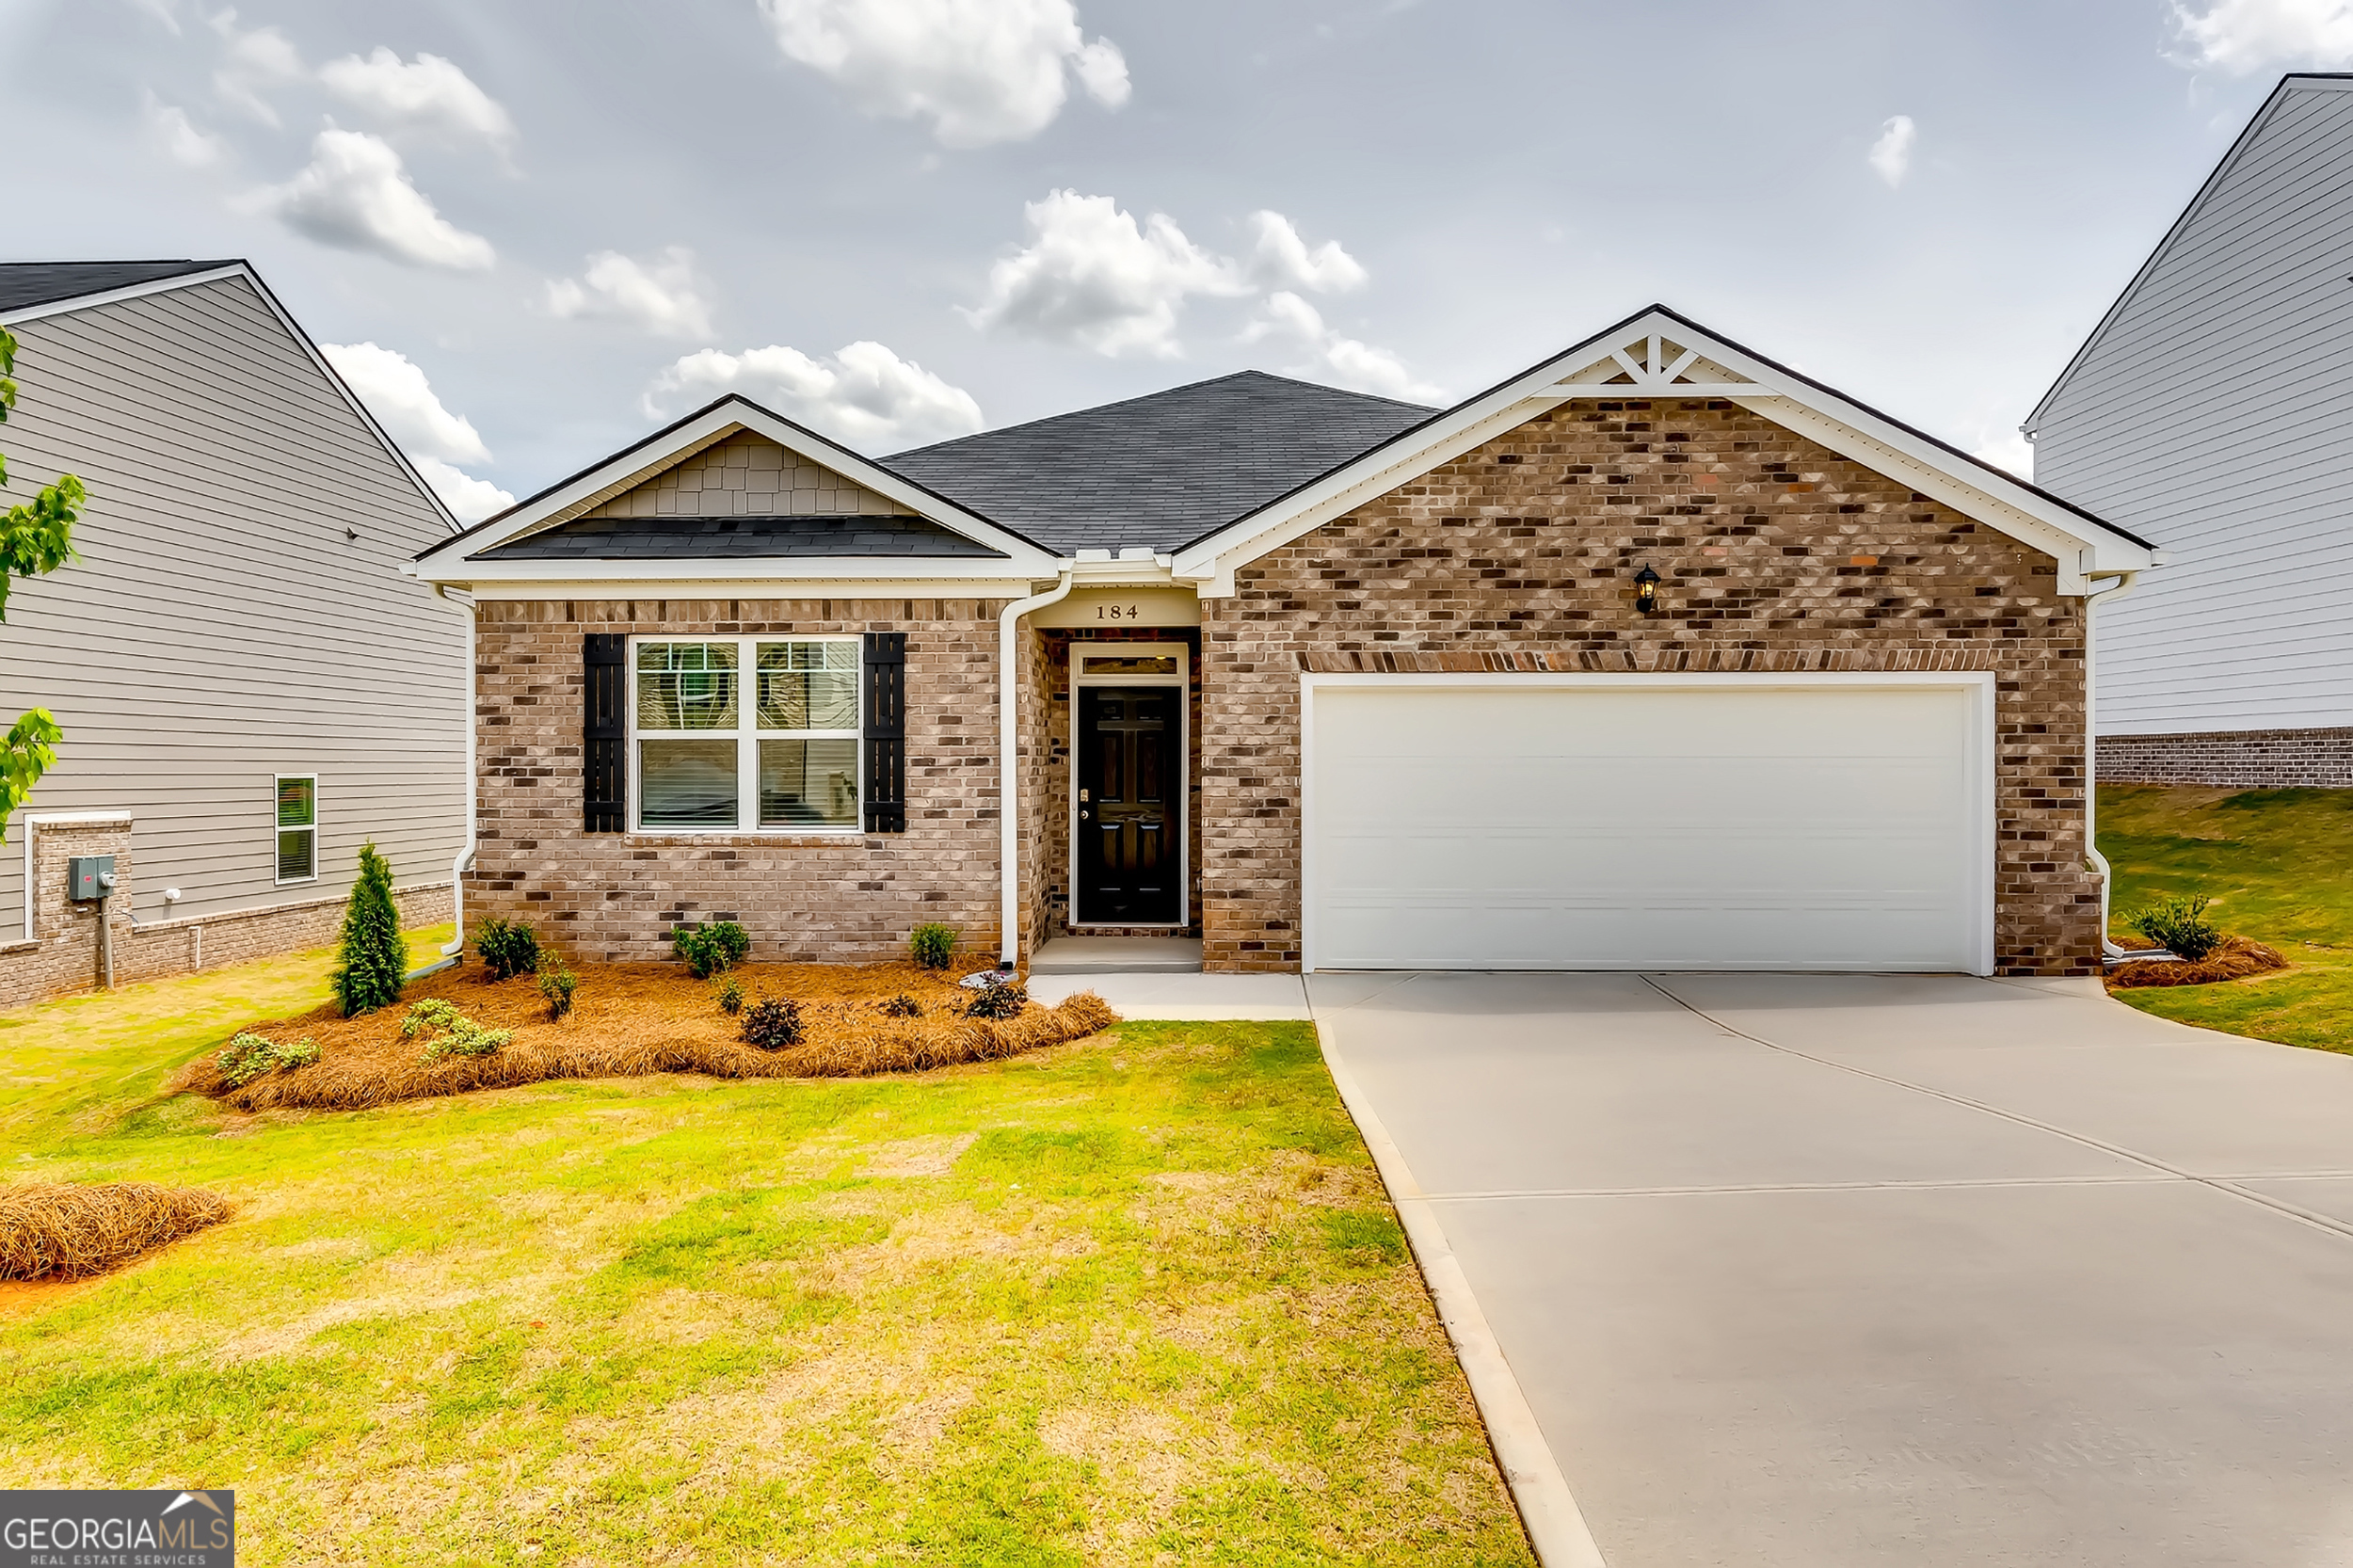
2170 0 2353 70
545 248 715 339
1970 428 2034 482
250 129 494 270
1243 292 1443 404
1245 211 1368 295
643 342 984 450
207 8 304 126
757 0 1128 148
415 456 515 522
1868 115 1915 187
318 47 517 148
142 92 227 168
320 341 492 465
966 189 1248 357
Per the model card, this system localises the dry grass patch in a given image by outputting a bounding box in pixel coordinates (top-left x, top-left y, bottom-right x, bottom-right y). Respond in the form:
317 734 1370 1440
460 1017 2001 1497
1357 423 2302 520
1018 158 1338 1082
166 961 1116 1111
2107 935 2290 989
0 1181 232 1280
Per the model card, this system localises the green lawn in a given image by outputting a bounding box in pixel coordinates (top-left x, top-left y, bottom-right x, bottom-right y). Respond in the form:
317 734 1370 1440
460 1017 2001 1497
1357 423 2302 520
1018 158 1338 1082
2099 784 2353 1052
0 933 1530 1567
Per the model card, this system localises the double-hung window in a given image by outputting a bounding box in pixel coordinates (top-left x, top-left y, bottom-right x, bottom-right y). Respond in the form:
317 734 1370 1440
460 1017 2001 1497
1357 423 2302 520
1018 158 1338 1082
275 775 317 883
634 637 862 832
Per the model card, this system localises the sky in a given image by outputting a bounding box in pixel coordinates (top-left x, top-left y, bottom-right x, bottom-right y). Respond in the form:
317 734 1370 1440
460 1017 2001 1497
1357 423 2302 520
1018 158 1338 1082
0 0 2342 521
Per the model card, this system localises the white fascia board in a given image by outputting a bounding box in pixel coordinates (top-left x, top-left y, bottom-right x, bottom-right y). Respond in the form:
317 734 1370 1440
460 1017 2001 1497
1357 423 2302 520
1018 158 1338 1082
417 397 1060 575
2 261 464 536
1176 308 2153 595
414 553 1052 588
465 577 1048 601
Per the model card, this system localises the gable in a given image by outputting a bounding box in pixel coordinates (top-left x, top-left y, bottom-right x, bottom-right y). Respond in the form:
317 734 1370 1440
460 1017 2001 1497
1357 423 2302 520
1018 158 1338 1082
586 430 912 521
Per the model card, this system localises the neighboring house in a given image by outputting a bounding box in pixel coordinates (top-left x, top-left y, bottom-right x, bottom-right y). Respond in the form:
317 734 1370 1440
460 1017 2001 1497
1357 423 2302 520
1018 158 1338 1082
0 260 468 1007
412 306 2157 978
2028 72 2353 787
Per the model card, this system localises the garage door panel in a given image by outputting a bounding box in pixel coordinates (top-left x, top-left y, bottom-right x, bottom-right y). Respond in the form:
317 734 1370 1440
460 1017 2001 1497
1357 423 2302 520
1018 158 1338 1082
1306 682 1988 972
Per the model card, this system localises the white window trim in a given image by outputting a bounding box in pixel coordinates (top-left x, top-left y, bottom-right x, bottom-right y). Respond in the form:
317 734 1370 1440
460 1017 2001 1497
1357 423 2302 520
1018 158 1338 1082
273 774 319 887
1295 670 1998 976
1067 642 1191 930
627 634 866 837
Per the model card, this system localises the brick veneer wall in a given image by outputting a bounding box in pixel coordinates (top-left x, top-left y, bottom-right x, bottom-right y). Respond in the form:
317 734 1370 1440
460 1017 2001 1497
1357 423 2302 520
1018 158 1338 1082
1198 397 2102 977
0 817 452 1010
2098 727 2353 789
472 598 1010 964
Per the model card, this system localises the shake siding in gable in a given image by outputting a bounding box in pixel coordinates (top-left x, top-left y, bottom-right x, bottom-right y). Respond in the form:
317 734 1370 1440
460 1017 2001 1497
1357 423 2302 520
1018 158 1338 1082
0 275 466 924
2030 78 2353 735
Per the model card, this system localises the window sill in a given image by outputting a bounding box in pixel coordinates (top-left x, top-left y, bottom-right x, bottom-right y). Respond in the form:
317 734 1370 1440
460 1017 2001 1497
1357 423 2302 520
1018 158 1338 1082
624 831 872 846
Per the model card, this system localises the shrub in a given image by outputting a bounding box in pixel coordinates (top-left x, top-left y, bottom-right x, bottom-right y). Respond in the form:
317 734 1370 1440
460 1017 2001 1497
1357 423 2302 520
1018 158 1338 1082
216 1032 320 1088
965 980 1028 1021
476 918 540 981
329 842 405 1017
879 993 921 1018
909 922 958 970
400 998 513 1060
2128 894 2224 961
673 921 751 980
537 962 578 1020
740 997 804 1050
712 975 745 1016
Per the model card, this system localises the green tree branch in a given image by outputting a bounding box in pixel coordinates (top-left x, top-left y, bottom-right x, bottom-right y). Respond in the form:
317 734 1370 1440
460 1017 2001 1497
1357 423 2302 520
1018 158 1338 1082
0 324 85 843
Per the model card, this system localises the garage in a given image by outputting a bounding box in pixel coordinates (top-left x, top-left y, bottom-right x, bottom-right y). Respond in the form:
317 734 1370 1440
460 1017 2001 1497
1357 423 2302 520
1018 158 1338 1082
1302 675 1993 973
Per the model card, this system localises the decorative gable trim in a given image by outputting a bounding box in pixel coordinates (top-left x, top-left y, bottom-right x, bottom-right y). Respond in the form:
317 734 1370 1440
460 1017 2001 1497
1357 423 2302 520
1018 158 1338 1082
1169 306 2161 597
411 394 1064 584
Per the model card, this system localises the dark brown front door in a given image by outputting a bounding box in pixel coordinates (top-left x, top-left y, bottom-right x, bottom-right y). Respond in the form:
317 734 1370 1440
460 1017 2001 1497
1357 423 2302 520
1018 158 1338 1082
1076 685 1180 924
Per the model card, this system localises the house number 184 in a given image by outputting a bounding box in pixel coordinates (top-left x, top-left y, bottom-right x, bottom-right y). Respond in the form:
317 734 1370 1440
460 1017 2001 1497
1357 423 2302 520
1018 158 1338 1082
1096 603 1143 620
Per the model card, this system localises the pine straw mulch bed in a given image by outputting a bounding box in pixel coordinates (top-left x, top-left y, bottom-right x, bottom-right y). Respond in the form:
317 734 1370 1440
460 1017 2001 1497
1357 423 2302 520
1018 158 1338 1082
166 961 1118 1112
2106 934 2291 989
0 1182 234 1281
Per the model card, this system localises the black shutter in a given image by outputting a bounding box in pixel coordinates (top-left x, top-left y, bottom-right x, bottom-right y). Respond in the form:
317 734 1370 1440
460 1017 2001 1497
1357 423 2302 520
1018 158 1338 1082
584 633 627 832
863 632 906 833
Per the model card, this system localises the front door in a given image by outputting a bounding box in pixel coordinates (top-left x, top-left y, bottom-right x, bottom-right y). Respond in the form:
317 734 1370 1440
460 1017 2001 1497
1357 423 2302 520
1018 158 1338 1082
1076 685 1180 924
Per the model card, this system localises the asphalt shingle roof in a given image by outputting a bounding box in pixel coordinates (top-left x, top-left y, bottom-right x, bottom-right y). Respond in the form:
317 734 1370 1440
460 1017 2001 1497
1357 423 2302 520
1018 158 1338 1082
883 370 1437 554
476 513 1008 561
0 260 237 314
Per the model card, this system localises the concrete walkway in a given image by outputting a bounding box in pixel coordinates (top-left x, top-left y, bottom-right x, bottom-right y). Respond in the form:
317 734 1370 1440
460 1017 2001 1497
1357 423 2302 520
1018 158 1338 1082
1311 970 2353 1567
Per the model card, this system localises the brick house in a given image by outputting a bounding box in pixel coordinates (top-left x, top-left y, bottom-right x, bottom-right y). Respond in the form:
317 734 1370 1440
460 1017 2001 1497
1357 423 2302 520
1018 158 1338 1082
410 306 2160 978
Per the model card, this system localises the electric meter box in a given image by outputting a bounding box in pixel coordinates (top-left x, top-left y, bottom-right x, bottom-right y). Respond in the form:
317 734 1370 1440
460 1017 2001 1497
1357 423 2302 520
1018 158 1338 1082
68 855 116 902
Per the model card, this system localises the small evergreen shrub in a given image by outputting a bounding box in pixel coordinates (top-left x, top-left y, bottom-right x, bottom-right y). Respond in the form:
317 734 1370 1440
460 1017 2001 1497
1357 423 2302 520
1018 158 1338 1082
216 1032 320 1087
965 980 1028 1021
2128 895 2223 961
537 962 578 1020
740 998 804 1050
879 993 921 1017
909 922 958 970
673 921 751 979
329 842 406 1017
476 918 540 981
712 974 745 1016
401 998 513 1060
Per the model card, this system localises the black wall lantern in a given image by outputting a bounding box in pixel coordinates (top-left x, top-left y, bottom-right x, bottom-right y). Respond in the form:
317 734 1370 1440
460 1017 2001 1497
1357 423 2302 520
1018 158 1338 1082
1633 563 1662 616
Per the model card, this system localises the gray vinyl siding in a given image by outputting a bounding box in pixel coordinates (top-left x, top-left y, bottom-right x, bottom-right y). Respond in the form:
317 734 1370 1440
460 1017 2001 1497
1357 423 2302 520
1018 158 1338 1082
0 275 465 930
2030 77 2353 736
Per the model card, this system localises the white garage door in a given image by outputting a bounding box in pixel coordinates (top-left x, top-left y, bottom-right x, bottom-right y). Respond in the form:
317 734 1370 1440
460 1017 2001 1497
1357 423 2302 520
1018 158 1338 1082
1304 678 1992 973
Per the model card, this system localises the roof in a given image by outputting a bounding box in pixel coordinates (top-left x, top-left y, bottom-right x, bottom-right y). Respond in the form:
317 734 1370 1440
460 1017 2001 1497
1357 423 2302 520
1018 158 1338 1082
883 371 1436 554
0 260 240 315
2026 73 2353 432
476 512 1008 561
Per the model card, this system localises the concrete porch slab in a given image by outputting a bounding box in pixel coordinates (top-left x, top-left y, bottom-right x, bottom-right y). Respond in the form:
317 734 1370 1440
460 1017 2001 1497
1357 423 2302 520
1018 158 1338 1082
1031 936 1204 975
1026 968 1311 1021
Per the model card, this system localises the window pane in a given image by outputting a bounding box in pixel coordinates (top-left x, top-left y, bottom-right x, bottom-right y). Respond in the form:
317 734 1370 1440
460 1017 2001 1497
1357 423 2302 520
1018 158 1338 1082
277 776 315 827
636 642 739 730
1083 654 1178 677
640 739 740 827
760 739 859 828
756 641 858 730
278 827 314 880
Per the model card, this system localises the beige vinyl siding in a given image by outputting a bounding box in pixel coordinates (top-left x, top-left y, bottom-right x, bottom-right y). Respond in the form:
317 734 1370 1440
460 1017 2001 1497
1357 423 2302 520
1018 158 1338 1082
2030 78 2353 736
0 275 465 924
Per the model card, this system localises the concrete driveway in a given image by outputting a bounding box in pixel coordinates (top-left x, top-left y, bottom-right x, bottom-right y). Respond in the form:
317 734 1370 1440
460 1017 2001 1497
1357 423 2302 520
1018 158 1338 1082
1310 971 2353 1568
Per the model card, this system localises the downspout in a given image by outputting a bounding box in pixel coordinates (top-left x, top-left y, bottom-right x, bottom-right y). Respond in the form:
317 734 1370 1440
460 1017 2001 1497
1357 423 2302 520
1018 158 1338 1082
436 585 477 958
2081 569 2141 960
999 570 1076 968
